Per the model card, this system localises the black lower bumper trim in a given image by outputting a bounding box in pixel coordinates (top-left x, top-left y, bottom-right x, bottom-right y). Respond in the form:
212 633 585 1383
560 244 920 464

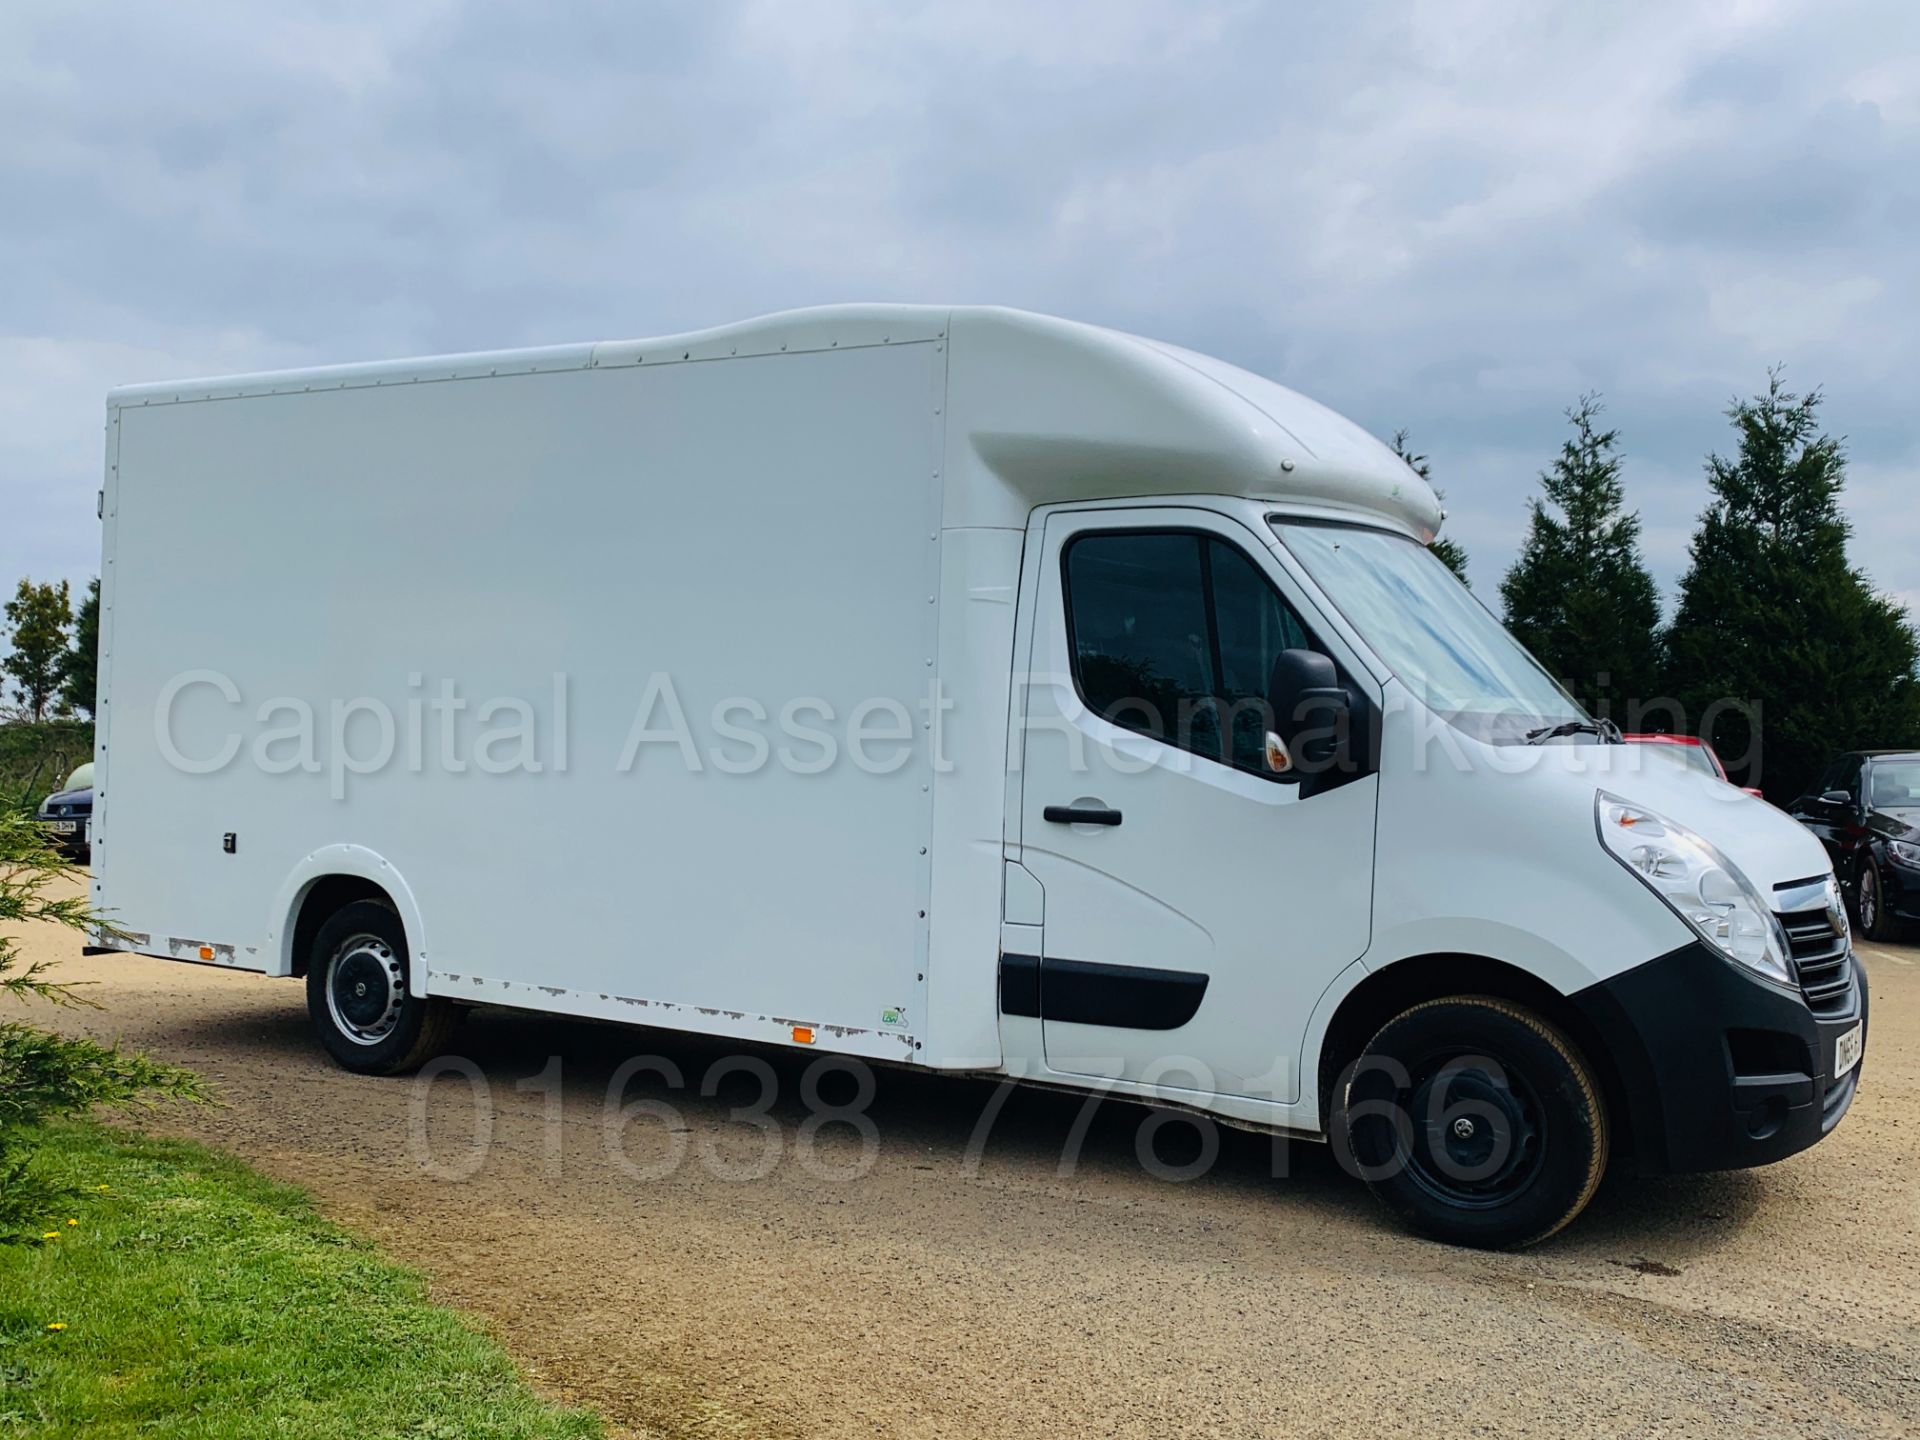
1571 940 1868 1175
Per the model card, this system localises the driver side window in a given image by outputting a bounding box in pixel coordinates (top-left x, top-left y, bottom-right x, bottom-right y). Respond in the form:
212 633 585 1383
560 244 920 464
1063 529 1315 776
1834 755 1863 802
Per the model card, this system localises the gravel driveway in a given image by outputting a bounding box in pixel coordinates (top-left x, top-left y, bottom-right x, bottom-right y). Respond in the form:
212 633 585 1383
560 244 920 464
30 880 1920 1438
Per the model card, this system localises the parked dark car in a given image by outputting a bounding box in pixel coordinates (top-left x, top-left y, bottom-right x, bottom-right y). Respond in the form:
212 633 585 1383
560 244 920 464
1790 750 1920 941
35 761 93 863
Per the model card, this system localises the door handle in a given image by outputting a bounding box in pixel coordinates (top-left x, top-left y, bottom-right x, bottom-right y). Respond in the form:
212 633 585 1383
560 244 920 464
1044 804 1123 827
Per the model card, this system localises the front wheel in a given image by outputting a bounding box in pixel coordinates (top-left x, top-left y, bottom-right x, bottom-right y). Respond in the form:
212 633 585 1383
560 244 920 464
1337 996 1608 1249
305 899 455 1075
1858 865 1898 943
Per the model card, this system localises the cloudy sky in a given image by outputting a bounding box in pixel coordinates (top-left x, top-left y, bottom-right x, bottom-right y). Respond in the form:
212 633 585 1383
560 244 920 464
3 0 1916 621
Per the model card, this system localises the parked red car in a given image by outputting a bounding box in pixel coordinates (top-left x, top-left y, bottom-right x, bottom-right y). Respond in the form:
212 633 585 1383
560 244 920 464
1621 733 1764 798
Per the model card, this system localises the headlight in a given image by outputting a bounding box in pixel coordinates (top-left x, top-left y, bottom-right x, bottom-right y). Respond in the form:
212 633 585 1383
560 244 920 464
1891 839 1920 869
1595 791 1794 988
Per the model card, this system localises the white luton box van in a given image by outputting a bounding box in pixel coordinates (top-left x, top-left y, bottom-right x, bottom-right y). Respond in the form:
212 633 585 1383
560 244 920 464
92 305 1867 1246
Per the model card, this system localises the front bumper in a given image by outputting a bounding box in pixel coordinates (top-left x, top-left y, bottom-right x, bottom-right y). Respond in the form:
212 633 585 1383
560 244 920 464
1571 940 1867 1175
1883 855 1920 923
36 817 90 855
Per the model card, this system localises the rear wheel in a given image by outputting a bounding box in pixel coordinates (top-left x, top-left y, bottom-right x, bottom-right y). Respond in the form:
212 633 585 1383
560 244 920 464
305 899 455 1075
1337 995 1608 1249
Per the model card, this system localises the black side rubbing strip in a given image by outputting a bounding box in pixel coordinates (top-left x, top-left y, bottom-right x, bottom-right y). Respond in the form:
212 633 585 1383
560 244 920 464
1000 953 1041 1018
1043 957 1209 1029
998 953 1208 1030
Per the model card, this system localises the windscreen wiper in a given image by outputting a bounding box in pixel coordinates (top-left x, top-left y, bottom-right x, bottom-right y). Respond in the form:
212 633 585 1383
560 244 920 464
1524 718 1622 745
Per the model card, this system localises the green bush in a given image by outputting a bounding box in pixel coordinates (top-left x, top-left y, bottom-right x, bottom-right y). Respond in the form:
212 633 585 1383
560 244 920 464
1 811 206 1236
0 720 94 818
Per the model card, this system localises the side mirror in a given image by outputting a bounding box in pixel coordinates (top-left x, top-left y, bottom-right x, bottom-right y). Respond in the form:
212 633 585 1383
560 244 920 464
1819 789 1852 807
1265 649 1351 779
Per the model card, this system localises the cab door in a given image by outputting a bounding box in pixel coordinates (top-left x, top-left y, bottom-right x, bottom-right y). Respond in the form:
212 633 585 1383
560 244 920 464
1011 508 1378 1104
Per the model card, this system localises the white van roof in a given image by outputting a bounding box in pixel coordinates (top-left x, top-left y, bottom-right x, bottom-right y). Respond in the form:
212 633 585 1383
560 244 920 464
107 304 1442 540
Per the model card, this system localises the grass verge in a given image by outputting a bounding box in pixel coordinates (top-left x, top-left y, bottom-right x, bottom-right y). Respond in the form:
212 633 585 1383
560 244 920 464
0 1120 603 1439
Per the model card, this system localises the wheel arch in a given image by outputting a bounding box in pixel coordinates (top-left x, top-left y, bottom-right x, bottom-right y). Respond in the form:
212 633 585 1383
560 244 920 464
1317 951 1636 1160
269 845 429 995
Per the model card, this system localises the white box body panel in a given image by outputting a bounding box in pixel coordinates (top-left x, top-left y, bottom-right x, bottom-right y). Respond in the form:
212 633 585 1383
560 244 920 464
97 336 953 1062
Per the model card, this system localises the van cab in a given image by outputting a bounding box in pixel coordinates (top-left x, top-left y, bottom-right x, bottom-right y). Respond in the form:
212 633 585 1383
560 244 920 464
1010 493 1865 1246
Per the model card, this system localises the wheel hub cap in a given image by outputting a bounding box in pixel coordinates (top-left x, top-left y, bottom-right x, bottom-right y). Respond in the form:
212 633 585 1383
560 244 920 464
1403 1059 1547 1210
326 936 404 1045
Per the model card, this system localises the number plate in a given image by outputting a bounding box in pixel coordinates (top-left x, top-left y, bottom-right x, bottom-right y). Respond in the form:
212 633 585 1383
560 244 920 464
44 820 77 835
1833 1022 1863 1080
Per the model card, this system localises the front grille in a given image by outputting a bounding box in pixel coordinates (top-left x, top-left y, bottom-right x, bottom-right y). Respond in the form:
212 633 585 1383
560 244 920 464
1778 907 1855 1015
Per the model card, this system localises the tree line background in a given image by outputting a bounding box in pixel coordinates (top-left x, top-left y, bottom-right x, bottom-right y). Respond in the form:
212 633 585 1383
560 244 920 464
1417 372 1920 806
0 578 95 813
3 371 1918 809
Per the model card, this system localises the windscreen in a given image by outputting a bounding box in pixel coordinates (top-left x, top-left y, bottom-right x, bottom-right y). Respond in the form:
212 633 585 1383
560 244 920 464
1869 759 1920 807
1271 519 1586 743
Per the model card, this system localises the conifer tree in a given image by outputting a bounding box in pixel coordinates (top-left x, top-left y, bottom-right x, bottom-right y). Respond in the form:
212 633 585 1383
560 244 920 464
1664 373 1920 802
58 578 100 719
1498 396 1661 720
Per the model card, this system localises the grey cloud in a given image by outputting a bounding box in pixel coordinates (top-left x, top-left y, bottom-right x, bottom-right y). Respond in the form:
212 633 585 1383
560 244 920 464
1621 98 1912 253
1 0 1915 622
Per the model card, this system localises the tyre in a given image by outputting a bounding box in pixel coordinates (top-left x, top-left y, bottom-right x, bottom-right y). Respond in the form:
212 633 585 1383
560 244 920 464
1338 995 1608 1249
1857 864 1898 943
305 899 456 1075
